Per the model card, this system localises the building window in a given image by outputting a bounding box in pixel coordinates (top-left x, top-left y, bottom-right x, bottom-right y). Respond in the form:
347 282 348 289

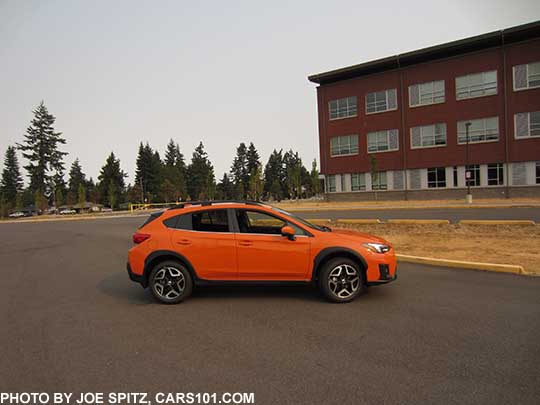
466 165 480 187
409 80 445 107
327 175 336 192
536 163 540 184
351 173 366 191
513 62 540 90
515 111 540 139
371 171 387 190
410 123 447 149
330 135 359 157
427 167 446 188
456 70 497 99
457 117 499 144
367 129 399 153
341 175 348 192
487 163 504 186
453 166 458 187
329 96 357 120
366 89 397 114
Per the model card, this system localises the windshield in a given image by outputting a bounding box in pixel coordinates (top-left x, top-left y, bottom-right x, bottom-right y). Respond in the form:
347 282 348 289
272 207 330 232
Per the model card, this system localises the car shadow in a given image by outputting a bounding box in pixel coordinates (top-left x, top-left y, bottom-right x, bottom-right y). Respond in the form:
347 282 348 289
191 283 323 302
96 271 153 304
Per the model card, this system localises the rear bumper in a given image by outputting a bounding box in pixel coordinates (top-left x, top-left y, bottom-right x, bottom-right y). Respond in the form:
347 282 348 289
127 262 146 287
367 266 398 286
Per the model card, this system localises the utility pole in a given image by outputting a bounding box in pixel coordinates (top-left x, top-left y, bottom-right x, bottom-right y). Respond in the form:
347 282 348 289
465 122 472 204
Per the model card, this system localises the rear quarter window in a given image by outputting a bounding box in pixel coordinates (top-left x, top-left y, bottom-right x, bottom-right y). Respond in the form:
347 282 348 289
139 211 164 228
163 214 192 230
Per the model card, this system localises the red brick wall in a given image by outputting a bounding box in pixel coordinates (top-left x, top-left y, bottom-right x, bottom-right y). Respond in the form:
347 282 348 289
317 39 540 174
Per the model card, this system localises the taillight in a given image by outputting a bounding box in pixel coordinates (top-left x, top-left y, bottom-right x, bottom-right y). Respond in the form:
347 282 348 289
133 232 151 244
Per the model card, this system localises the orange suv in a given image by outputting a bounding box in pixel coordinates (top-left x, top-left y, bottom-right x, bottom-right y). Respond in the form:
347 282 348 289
127 201 397 303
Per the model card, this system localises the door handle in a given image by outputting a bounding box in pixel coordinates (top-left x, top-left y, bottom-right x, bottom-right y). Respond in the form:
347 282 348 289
238 240 253 246
176 239 191 245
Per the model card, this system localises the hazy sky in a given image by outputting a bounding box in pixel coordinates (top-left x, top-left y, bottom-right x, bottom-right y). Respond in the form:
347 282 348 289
2 0 540 184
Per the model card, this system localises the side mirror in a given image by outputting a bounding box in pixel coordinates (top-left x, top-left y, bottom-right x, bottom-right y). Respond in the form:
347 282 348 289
281 225 296 241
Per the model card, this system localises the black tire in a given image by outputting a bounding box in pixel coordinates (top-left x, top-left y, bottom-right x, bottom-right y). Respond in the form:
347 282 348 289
318 257 366 303
148 260 193 304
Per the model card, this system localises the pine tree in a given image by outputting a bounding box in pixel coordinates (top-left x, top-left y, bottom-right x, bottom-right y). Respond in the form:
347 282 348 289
216 173 234 200
186 142 215 200
264 149 285 200
78 183 86 207
310 159 321 196
68 158 87 195
17 101 67 196
135 143 163 202
98 152 126 207
246 142 260 177
0 146 23 208
230 143 248 198
283 150 302 199
248 164 264 201
162 139 186 201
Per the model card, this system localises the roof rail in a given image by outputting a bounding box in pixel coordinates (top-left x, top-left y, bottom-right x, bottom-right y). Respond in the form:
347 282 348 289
167 200 268 210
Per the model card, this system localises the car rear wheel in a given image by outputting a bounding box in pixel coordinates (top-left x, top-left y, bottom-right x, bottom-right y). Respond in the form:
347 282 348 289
319 257 365 303
149 260 193 304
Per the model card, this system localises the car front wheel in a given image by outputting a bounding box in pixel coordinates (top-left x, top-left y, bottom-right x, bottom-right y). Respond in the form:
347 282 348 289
149 260 193 304
319 257 366 303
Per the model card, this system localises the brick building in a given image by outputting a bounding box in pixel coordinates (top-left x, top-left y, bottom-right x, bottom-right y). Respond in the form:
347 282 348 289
308 21 540 200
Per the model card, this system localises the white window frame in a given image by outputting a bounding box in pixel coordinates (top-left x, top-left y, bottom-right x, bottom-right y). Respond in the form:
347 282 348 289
365 89 397 115
514 112 540 139
351 173 366 191
409 80 445 107
455 70 498 100
371 171 387 190
327 175 336 192
367 129 399 153
410 123 447 149
487 163 504 186
329 96 358 120
457 117 499 144
330 135 359 157
427 167 446 188
513 62 540 91
465 165 481 187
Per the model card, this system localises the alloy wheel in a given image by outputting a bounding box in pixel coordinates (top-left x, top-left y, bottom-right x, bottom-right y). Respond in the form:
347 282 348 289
328 264 360 299
152 266 186 300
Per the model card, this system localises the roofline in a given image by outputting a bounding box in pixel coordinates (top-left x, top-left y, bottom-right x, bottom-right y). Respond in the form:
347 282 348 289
308 20 540 85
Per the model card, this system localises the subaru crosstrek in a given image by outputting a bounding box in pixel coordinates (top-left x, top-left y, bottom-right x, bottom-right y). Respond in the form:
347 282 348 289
127 201 397 303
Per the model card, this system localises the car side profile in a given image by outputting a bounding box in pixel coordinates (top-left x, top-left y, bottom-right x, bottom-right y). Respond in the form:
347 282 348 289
127 201 397 303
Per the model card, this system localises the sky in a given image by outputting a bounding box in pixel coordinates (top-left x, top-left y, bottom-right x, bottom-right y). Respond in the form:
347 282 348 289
1 0 540 185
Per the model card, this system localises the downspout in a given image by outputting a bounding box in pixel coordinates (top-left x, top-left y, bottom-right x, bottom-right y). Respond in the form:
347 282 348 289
502 32 510 198
397 55 409 200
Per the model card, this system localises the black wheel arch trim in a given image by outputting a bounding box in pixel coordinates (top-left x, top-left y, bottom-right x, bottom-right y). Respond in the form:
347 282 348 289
143 250 199 287
312 247 368 281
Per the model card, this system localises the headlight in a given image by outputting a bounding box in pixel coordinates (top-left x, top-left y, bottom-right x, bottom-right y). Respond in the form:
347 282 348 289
363 242 391 254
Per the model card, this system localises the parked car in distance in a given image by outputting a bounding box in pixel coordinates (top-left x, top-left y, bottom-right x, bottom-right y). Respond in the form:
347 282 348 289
8 211 25 218
127 200 397 304
59 208 76 215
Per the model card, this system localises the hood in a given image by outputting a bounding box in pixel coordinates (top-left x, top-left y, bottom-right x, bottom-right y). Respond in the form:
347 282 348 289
330 227 390 245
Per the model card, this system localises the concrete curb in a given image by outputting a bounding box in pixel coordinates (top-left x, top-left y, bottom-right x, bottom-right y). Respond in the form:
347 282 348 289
396 253 527 275
387 219 450 225
458 220 536 225
336 219 381 224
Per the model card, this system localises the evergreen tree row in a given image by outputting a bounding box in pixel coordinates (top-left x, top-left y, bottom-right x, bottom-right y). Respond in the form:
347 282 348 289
1 102 321 216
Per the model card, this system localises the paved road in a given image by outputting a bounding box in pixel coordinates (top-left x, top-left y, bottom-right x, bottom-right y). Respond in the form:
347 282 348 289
1 218 539 404
294 207 540 222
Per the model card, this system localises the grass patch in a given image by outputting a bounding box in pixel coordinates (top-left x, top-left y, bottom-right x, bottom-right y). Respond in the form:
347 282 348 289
334 223 540 275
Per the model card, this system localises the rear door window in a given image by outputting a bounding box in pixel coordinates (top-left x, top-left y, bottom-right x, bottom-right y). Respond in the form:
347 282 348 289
192 209 230 233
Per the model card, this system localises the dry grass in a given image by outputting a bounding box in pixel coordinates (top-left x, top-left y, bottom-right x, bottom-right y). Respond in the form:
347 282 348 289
275 197 540 210
334 223 540 275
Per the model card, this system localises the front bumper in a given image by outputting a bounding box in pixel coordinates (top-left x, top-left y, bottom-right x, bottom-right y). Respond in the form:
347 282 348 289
367 266 398 286
127 262 146 287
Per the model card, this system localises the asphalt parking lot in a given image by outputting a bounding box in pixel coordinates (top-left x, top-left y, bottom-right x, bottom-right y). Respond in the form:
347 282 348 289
1 217 539 404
